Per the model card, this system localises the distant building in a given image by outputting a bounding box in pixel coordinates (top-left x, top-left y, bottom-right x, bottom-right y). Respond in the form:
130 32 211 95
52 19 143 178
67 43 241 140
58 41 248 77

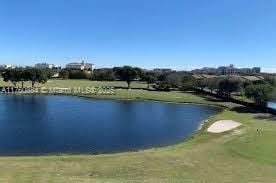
84 63 94 71
252 67 261 73
35 63 55 69
192 67 217 74
66 62 85 70
0 64 16 69
66 61 95 71
192 64 261 75
153 68 172 73
217 64 240 75
239 67 261 75
240 68 252 74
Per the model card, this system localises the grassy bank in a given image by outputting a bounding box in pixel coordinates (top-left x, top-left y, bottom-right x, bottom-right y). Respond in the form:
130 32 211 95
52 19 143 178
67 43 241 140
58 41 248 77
0 78 238 108
0 78 148 89
0 79 276 182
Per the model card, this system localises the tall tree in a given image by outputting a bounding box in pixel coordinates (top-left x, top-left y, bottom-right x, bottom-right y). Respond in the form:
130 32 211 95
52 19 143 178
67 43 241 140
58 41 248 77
25 68 49 87
143 72 157 89
180 75 197 91
218 77 242 98
207 77 219 94
165 72 185 88
2 69 21 86
17 68 29 88
196 78 208 91
115 66 142 88
2 68 50 88
245 84 273 106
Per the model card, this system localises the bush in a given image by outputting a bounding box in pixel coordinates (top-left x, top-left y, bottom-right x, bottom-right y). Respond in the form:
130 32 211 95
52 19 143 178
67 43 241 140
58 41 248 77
60 70 69 79
67 70 92 79
92 69 115 81
153 81 171 91
180 75 197 91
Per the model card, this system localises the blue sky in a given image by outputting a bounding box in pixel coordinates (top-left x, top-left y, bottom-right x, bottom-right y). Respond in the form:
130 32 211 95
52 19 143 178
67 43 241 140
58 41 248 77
0 0 276 72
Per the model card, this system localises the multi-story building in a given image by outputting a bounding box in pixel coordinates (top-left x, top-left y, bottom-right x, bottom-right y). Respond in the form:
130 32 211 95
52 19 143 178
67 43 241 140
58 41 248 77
193 65 261 75
252 67 261 73
217 64 240 75
35 63 55 69
240 68 252 74
240 67 261 75
66 61 95 71
192 67 217 74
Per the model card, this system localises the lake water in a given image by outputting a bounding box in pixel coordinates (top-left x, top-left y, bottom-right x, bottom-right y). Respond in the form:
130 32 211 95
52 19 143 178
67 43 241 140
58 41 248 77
268 102 276 109
0 95 220 155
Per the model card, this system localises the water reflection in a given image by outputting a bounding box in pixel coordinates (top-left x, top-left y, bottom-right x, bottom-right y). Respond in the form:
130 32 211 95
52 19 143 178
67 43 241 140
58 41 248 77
0 95 220 155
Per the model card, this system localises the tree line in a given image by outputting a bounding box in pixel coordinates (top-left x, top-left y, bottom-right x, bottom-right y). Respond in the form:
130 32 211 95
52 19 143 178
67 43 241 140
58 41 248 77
1 65 275 107
82 66 275 106
1 68 54 87
60 66 144 88
153 72 275 107
59 69 92 80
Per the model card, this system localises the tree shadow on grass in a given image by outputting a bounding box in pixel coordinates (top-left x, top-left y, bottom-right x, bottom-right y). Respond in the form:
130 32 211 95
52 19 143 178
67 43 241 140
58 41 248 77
230 106 276 121
230 106 259 113
195 93 225 102
254 114 276 121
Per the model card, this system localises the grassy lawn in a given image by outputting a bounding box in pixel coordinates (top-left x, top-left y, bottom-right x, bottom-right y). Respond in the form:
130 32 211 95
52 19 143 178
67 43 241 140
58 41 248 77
0 79 276 182
0 78 240 108
0 78 148 89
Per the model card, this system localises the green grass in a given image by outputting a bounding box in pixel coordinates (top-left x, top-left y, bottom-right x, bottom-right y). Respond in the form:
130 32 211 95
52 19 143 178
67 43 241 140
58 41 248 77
0 79 276 182
0 78 238 108
0 78 148 89
225 125 276 165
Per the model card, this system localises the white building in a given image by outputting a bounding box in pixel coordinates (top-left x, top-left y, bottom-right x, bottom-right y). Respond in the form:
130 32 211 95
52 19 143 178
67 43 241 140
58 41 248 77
66 61 95 71
35 63 55 69
0 64 16 69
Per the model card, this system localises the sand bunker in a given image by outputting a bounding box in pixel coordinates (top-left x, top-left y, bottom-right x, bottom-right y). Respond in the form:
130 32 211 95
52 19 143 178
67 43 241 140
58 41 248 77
207 120 241 133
